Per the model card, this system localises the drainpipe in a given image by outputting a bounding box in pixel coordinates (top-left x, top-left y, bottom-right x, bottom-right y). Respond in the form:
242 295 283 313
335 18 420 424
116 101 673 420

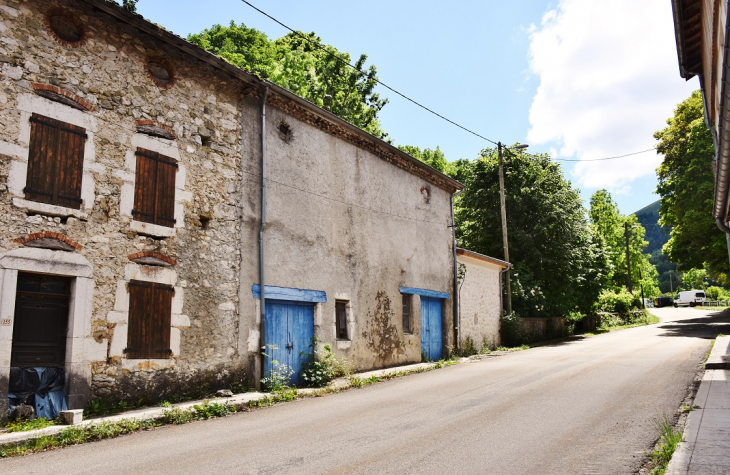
451 190 463 351
716 218 730 270
259 86 269 379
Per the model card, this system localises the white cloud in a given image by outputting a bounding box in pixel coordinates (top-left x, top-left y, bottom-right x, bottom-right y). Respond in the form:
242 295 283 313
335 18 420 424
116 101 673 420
526 0 697 192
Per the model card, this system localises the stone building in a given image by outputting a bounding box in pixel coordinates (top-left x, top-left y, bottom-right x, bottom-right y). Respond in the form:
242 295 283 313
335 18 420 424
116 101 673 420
456 248 509 351
0 0 463 417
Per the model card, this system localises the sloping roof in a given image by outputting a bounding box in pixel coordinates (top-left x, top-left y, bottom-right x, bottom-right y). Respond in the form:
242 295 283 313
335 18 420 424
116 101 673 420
79 0 464 194
671 0 704 79
456 248 510 269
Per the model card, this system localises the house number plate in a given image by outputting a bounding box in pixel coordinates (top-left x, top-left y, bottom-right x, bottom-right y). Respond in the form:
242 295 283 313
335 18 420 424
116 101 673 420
1 318 11 325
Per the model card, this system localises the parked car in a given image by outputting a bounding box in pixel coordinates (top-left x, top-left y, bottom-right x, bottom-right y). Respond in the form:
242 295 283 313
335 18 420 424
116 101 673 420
674 290 707 307
654 296 674 308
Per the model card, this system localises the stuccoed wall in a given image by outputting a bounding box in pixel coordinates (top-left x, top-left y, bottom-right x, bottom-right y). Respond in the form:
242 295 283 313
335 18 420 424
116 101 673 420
457 255 503 350
0 0 249 406
238 94 456 372
0 0 458 409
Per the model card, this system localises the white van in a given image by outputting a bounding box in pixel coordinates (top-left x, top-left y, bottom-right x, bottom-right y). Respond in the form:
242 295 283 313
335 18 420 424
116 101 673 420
674 290 707 307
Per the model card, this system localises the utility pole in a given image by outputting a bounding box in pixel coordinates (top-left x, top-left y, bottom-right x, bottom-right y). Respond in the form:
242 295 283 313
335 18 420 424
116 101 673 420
498 142 512 315
669 272 674 293
638 267 645 308
624 222 633 293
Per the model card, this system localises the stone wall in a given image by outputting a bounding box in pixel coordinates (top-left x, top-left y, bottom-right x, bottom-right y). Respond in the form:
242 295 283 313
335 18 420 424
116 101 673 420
457 252 505 350
0 0 459 412
0 0 249 407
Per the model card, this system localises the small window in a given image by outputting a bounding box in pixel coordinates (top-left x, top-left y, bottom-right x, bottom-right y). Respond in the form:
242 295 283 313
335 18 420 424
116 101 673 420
125 280 173 359
402 294 412 334
25 113 86 209
335 300 349 340
133 148 177 228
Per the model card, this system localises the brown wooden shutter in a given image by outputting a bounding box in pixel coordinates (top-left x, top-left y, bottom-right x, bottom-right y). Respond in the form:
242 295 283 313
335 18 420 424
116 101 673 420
126 280 173 359
25 114 85 209
133 149 157 225
133 148 177 227
152 284 173 357
155 160 177 227
126 280 152 359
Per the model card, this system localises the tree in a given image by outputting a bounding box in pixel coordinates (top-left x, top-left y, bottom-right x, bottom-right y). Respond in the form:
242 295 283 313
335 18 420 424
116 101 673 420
655 90 728 283
588 190 657 296
188 23 389 139
121 0 138 12
397 145 451 174
456 147 605 317
681 268 708 290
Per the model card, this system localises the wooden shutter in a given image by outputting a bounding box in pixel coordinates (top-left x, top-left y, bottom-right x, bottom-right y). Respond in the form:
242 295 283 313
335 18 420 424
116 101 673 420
336 301 348 340
126 280 173 359
25 114 86 209
133 149 158 225
133 148 177 227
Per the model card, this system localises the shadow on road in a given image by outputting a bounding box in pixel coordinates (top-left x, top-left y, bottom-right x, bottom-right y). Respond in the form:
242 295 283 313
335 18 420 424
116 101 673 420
656 310 730 339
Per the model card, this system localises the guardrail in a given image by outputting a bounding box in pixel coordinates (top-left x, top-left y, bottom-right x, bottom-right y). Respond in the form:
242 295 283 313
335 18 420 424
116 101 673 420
698 300 730 307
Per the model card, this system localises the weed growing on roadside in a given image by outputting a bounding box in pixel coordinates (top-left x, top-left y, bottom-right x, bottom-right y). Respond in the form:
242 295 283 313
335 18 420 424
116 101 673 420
162 407 195 425
300 340 354 387
260 345 294 392
1 417 58 433
0 419 159 458
648 415 684 475
193 401 236 420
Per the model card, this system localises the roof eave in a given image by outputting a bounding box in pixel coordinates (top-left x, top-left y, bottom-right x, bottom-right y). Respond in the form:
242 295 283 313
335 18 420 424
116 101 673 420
79 0 464 193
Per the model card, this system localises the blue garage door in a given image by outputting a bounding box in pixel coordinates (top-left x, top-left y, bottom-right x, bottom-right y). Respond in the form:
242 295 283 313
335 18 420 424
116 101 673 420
264 300 314 386
420 297 443 361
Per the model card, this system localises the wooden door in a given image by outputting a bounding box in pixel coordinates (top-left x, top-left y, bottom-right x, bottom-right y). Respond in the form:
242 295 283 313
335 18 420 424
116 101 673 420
420 297 443 361
11 273 71 367
264 300 314 386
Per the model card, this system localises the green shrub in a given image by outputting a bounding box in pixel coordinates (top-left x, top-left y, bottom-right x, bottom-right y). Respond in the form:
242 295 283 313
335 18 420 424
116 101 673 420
500 312 533 347
300 342 353 388
594 289 639 314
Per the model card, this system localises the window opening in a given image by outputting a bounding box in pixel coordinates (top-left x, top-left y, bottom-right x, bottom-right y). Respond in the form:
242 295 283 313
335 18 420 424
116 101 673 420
25 113 86 209
48 14 83 43
336 300 348 340
133 147 177 228
402 294 412 334
125 280 173 359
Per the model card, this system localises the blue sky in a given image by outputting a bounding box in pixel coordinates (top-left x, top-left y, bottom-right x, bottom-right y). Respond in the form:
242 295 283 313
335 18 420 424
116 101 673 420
133 0 698 215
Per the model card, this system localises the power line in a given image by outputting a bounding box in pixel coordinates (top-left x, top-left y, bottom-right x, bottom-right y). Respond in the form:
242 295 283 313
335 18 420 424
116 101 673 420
238 1 658 163
238 0 499 146
552 148 656 162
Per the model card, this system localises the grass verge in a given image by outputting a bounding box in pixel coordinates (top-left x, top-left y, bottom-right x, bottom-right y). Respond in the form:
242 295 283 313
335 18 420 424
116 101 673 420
1 417 58 433
647 414 684 475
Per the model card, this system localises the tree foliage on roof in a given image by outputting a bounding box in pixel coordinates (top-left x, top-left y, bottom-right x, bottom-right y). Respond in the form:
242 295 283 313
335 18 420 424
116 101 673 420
654 90 728 284
188 22 389 140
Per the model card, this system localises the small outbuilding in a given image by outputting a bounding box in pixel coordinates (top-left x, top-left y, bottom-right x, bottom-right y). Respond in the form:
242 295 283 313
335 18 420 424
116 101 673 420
456 248 510 351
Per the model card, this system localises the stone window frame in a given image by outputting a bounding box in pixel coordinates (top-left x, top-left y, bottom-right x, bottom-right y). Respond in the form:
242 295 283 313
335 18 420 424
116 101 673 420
107 263 189 371
1 94 103 219
0 248 105 412
117 133 191 238
333 294 354 350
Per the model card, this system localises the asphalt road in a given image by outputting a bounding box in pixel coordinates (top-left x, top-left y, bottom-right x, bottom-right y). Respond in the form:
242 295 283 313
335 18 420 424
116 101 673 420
4 307 729 475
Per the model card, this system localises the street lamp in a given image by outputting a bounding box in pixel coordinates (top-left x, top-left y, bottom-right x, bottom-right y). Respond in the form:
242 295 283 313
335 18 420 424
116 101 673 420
498 142 528 315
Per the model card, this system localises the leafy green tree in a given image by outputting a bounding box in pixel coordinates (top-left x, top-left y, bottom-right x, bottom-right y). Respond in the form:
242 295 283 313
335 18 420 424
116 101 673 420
397 145 451 174
120 0 138 12
456 147 605 317
589 189 657 296
188 23 389 139
655 90 728 283
681 268 708 290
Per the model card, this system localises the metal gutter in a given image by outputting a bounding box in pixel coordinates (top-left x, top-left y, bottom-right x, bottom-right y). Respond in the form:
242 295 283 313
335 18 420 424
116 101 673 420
713 9 730 221
80 0 463 193
258 86 269 379
450 191 462 351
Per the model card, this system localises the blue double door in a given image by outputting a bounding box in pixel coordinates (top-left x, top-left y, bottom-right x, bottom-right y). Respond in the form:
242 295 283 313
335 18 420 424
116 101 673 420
264 300 314 385
420 297 443 361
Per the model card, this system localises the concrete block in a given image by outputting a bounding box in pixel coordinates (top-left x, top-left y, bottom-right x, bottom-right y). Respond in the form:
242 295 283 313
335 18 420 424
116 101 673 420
59 409 84 425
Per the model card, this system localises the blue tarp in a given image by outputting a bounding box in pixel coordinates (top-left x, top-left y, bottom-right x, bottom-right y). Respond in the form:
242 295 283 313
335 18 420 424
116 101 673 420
8 367 67 419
